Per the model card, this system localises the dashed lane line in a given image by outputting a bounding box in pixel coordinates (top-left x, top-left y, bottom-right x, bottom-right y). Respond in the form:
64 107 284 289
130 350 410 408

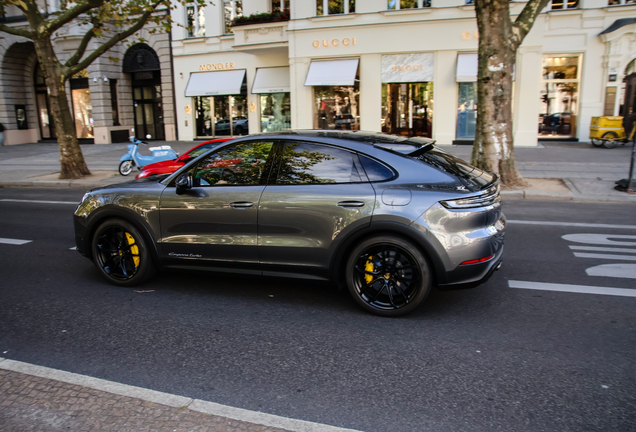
0 358 362 432
572 252 636 261
0 199 78 205
507 220 636 230
0 238 32 245
509 280 636 298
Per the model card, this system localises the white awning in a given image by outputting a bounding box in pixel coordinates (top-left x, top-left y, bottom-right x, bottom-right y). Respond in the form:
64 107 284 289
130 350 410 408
252 67 290 94
185 70 246 97
304 59 359 86
456 53 478 82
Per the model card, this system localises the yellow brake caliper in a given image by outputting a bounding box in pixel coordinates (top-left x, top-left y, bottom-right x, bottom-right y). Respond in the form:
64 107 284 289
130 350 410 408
365 256 374 284
125 232 140 268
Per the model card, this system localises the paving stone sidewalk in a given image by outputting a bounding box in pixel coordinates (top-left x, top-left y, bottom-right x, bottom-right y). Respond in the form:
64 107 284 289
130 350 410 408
0 369 291 432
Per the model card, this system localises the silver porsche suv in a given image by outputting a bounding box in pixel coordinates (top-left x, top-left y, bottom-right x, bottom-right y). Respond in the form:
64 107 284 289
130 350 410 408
74 131 505 316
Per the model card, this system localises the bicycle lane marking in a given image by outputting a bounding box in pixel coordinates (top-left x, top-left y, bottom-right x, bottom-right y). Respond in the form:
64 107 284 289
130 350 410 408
507 220 636 296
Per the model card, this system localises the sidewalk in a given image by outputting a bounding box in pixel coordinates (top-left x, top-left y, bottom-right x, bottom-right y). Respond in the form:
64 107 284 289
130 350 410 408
0 139 635 203
0 358 357 432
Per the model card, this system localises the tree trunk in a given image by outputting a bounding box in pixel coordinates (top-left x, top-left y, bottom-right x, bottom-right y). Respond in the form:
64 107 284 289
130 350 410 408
33 38 91 180
472 0 526 187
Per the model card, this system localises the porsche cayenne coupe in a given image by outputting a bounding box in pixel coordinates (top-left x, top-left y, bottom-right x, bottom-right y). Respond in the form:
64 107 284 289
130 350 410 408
74 131 505 316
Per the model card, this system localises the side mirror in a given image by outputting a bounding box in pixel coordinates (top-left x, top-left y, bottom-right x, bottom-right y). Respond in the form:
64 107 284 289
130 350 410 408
175 173 192 195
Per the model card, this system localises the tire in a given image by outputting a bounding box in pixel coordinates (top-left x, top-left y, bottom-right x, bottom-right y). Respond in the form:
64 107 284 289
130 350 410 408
602 132 619 149
234 126 244 135
119 160 134 176
345 235 431 317
91 218 156 287
591 138 603 147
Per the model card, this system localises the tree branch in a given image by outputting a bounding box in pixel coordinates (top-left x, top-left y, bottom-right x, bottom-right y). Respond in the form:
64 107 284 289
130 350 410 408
45 0 105 35
0 22 33 38
511 0 550 49
67 1 165 76
65 23 98 67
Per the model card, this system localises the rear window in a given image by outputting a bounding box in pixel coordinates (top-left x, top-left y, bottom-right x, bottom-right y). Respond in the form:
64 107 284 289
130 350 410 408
415 149 494 192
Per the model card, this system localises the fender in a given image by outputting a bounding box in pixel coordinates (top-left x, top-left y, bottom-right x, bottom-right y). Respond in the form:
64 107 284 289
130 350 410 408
329 221 448 287
81 206 162 267
120 154 133 162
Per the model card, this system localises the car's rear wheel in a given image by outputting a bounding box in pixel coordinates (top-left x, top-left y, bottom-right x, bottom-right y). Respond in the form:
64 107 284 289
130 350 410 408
346 235 431 317
91 219 155 286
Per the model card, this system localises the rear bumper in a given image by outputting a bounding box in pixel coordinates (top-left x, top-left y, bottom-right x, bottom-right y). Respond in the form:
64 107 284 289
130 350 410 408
436 244 504 291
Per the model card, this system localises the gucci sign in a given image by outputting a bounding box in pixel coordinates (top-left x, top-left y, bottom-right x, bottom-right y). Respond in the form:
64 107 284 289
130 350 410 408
313 38 357 48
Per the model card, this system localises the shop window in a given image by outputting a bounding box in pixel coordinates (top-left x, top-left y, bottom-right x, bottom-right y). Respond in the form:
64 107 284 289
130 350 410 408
70 76 93 139
608 0 636 4
381 82 433 138
224 0 243 34
260 93 291 132
457 82 476 140
316 0 355 16
15 105 28 130
551 0 578 9
314 86 360 131
388 0 431 9
110 79 120 126
186 0 205 37
194 95 248 137
539 55 580 138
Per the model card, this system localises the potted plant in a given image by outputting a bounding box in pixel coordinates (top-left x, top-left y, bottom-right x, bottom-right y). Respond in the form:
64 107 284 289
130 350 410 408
0 123 5 146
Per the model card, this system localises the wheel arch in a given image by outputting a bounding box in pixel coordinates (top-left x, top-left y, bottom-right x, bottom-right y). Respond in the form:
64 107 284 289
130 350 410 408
330 222 446 288
82 206 162 266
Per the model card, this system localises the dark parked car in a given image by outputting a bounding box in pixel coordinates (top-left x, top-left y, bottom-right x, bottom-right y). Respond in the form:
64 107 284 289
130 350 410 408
74 131 505 316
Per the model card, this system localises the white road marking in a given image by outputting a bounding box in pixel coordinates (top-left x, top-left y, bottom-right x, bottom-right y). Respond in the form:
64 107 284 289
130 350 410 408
0 199 78 205
0 358 361 432
569 245 636 253
562 233 636 246
573 252 636 261
509 280 636 298
69 247 77 250
586 264 636 280
0 238 32 245
508 220 636 230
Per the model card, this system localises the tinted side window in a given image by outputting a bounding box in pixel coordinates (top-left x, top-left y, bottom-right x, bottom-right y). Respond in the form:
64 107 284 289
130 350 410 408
276 142 362 185
359 155 395 182
192 141 274 187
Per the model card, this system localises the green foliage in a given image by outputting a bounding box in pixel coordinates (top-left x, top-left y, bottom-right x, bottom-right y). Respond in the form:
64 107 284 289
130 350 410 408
231 9 290 27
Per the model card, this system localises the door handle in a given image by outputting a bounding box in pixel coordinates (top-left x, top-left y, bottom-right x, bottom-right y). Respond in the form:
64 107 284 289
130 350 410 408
337 201 365 208
230 202 253 208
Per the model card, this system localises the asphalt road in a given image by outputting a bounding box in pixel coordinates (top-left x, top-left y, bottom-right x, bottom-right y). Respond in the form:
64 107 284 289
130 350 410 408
1 187 635 432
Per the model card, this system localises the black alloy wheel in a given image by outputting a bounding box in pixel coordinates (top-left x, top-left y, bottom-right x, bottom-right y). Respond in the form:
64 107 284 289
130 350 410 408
91 219 155 286
346 235 431 317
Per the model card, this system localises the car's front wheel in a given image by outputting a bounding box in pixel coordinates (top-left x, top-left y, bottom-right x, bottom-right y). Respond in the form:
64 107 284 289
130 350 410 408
346 235 431 317
91 218 155 287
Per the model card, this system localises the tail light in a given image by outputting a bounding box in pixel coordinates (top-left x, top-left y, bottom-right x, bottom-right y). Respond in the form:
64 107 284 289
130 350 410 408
460 255 494 266
440 184 500 209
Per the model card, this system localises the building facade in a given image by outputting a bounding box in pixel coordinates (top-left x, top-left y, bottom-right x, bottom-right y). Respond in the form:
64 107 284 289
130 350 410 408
172 0 636 146
0 1 176 145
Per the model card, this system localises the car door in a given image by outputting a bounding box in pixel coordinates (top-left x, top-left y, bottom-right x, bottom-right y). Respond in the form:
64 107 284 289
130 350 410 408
258 140 376 273
159 140 276 267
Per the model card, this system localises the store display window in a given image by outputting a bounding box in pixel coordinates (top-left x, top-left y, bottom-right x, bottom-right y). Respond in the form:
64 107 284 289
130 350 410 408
539 55 580 139
381 82 433 138
194 95 248 137
457 82 476 140
260 93 291 132
314 85 360 131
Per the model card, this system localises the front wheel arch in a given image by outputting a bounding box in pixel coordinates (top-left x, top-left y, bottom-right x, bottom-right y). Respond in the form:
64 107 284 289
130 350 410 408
83 207 161 268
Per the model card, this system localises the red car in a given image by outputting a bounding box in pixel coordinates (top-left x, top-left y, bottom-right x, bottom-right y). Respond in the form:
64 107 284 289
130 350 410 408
135 138 232 179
